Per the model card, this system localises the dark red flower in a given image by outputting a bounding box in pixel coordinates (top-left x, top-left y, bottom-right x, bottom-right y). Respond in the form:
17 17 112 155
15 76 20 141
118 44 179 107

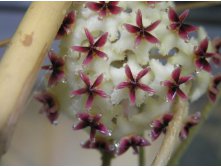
194 38 217 72
150 113 173 141
161 66 193 101
116 65 155 105
73 112 111 141
41 51 65 86
71 72 108 110
211 38 221 65
124 9 160 46
117 135 150 155
56 11 75 39
86 1 123 17
208 75 221 102
81 138 114 154
34 91 59 125
72 28 108 65
168 7 198 40
179 112 201 140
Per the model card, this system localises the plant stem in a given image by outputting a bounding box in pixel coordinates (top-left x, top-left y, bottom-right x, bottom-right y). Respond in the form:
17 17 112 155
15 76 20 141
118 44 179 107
168 94 221 165
152 98 189 166
101 151 113 166
0 38 10 48
139 146 145 166
0 2 72 158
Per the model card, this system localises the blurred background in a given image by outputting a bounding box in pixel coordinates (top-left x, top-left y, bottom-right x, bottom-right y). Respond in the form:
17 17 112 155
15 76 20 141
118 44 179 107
0 2 221 165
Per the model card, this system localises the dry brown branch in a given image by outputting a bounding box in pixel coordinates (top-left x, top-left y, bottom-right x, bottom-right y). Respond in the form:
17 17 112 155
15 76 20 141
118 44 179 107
0 2 72 157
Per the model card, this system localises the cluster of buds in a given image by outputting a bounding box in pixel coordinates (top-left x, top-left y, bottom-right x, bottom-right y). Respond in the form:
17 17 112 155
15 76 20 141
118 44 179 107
35 2 221 158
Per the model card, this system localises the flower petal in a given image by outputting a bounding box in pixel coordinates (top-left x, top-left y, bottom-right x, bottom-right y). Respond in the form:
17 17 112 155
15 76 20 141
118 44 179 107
195 58 211 72
137 83 155 94
161 80 174 87
84 28 94 45
93 89 109 98
94 32 108 47
179 9 189 22
125 65 134 80
136 67 150 81
199 38 209 54
96 123 110 136
168 7 179 22
144 32 159 43
172 67 181 83
145 20 161 32
116 81 130 89
177 88 187 99
179 24 198 39
108 5 122 15
86 2 103 11
92 74 103 88
108 1 119 6
179 76 193 85
163 113 173 123
71 88 87 95
135 34 142 46
83 51 94 65
124 24 140 33
86 94 94 109
167 88 177 101
76 112 90 121
79 72 91 86
72 46 89 53
132 136 150 147
136 9 143 27
117 138 130 155
129 88 136 105
73 121 88 130
94 49 108 60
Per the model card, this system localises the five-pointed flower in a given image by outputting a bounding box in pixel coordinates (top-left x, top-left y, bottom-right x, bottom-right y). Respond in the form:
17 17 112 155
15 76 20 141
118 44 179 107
194 38 217 72
179 112 201 140
86 1 123 17
71 72 109 110
208 75 221 102
56 11 75 39
117 135 150 155
41 51 65 86
72 28 108 65
116 65 155 105
168 7 198 40
161 66 193 101
34 91 59 125
150 113 173 141
73 112 111 141
124 9 161 46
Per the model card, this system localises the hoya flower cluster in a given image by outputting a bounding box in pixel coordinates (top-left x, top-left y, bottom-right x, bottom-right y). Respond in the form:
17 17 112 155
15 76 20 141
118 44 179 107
35 2 221 156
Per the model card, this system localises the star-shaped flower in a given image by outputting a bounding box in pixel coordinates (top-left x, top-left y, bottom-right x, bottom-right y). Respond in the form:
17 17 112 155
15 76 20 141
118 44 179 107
34 91 59 125
208 75 221 102
168 7 198 40
124 9 161 46
179 112 201 140
194 38 217 72
117 135 150 155
161 66 193 101
116 65 155 105
72 28 108 65
150 113 173 141
56 11 75 39
86 1 123 17
41 51 65 86
71 72 109 110
73 112 111 141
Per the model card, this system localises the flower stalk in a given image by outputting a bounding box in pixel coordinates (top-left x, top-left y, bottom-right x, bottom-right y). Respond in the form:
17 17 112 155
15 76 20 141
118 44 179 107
152 97 189 165
0 1 72 157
